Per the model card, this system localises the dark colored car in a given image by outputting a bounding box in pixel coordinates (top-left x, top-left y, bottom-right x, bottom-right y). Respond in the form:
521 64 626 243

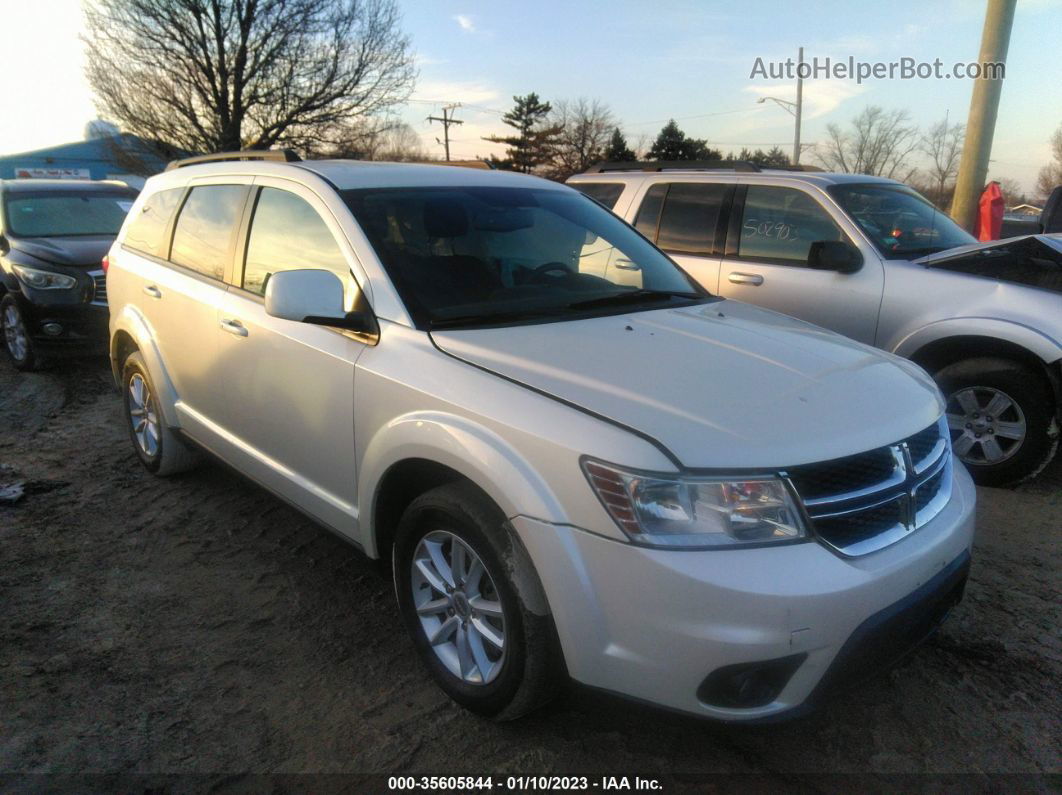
0 179 137 369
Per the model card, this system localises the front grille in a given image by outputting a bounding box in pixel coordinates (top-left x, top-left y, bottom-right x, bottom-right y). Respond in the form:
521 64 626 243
89 269 107 306
787 417 952 557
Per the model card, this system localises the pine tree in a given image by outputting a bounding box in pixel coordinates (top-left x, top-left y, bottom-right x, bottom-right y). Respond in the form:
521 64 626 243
483 93 563 173
604 127 636 162
646 120 721 161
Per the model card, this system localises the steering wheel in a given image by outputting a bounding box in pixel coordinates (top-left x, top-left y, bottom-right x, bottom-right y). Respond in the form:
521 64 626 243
527 262 575 282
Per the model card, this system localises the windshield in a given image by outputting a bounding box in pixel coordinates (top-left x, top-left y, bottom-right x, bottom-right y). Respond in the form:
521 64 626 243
3 191 135 238
828 183 977 259
343 186 709 328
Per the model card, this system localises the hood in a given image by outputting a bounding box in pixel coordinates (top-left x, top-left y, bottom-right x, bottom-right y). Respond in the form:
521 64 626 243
913 234 1062 265
433 301 943 469
8 235 115 268
912 234 1062 295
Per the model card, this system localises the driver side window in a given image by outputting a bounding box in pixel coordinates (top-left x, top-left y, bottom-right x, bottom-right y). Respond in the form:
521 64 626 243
738 186 845 265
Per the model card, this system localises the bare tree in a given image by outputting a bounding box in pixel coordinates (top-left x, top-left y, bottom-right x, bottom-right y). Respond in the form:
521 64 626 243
1035 124 1062 203
323 119 428 161
546 98 615 179
816 106 921 182
920 117 965 207
84 0 416 154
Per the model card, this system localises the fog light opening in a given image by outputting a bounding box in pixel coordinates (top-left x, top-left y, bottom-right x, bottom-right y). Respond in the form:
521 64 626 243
42 323 64 337
697 653 807 709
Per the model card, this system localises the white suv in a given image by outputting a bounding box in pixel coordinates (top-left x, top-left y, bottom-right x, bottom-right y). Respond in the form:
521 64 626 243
107 151 976 722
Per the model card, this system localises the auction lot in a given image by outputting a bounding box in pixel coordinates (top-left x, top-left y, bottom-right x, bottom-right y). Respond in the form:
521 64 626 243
1 356 1059 781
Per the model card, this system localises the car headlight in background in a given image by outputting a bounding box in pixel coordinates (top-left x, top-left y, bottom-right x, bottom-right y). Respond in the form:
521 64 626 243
582 459 807 549
12 264 78 290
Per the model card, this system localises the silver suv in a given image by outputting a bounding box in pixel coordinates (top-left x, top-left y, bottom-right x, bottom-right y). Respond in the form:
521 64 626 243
569 164 1062 486
107 152 975 722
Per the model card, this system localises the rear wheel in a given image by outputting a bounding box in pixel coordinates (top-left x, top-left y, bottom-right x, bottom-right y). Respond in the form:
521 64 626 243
393 482 562 719
121 351 199 476
936 357 1058 487
2 295 40 371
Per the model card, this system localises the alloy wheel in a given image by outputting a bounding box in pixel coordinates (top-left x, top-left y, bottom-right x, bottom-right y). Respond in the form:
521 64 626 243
946 386 1026 465
3 303 28 362
128 373 161 458
410 530 506 685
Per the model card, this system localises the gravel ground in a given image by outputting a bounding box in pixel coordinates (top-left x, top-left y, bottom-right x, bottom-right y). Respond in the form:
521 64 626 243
1 355 1059 788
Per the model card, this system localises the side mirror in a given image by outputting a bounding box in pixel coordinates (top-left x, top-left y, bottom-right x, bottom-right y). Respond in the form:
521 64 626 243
265 269 376 334
808 240 863 273
1040 185 1062 234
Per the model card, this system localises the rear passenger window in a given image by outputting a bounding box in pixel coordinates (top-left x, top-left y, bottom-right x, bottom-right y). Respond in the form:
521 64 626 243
170 185 248 280
655 183 726 256
633 183 667 239
242 188 349 296
124 188 182 257
738 186 845 264
573 183 624 210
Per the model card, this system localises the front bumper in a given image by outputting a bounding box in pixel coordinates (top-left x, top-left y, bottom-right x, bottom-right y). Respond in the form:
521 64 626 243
512 460 976 721
8 290 109 353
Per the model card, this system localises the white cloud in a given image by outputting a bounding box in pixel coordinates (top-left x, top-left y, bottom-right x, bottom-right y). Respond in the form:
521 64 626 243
411 80 501 106
743 80 866 120
454 14 476 33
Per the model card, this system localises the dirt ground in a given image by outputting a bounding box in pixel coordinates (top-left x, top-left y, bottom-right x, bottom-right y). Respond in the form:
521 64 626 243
1 355 1059 787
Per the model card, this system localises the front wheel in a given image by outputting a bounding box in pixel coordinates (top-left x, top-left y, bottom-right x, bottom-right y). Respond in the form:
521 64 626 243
2 295 40 371
393 482 562 719
936 357 1059 487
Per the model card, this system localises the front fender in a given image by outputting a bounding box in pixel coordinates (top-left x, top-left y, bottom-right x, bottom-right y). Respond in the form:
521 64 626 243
110 304 181 427
358 410 568 558
890 317 1062 364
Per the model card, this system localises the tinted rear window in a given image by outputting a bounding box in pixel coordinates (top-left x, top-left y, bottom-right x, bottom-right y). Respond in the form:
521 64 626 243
655 183 727 256
572 182 624 209
124 188 183 257
170 185 248 280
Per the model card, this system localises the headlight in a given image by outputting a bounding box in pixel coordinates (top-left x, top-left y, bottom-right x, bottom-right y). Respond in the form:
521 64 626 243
582 459 807 549
12 264 77 290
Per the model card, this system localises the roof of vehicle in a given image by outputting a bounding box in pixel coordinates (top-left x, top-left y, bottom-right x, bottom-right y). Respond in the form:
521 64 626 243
150 157 566 193
567 169 903 189
0 178 137 193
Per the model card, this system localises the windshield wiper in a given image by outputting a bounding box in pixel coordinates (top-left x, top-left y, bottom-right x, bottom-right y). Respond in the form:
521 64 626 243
565 289 704 310
428 308 567 329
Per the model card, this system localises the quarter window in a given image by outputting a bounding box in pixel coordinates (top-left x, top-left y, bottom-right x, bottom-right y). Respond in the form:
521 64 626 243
738 186 845 264
572 182 624 210
124 188 182 257
242 188 349 296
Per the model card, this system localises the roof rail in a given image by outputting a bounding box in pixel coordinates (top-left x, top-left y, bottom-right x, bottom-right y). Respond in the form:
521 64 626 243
165 149 301 171
584 160 762 174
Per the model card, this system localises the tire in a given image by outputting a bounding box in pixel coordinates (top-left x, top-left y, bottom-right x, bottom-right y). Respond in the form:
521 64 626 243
2 295 40 371
121 351 199 476
935 357 1059 487
393 481 562 719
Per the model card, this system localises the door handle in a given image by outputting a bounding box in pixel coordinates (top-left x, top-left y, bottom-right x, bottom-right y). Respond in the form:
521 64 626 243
613 258 641 271
143 285 162 298
219 318 248 337
728 272 764 286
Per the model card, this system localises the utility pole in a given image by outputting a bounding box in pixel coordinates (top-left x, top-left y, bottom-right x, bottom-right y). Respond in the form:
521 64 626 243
950 0 1017 232
427 103 463 162
794 46 803 165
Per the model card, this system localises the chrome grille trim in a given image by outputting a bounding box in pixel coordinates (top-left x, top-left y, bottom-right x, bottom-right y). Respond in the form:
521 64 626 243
89 269 107 307
790 417 952 557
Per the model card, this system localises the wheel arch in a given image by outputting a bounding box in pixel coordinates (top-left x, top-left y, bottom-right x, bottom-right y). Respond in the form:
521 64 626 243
109 305 181 427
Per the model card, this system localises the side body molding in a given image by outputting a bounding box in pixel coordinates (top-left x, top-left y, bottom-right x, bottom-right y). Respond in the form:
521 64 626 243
109 303 182 427
358 410 568 558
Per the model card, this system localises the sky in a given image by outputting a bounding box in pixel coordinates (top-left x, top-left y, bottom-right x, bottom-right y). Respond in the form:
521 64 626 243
4 0 1061 193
